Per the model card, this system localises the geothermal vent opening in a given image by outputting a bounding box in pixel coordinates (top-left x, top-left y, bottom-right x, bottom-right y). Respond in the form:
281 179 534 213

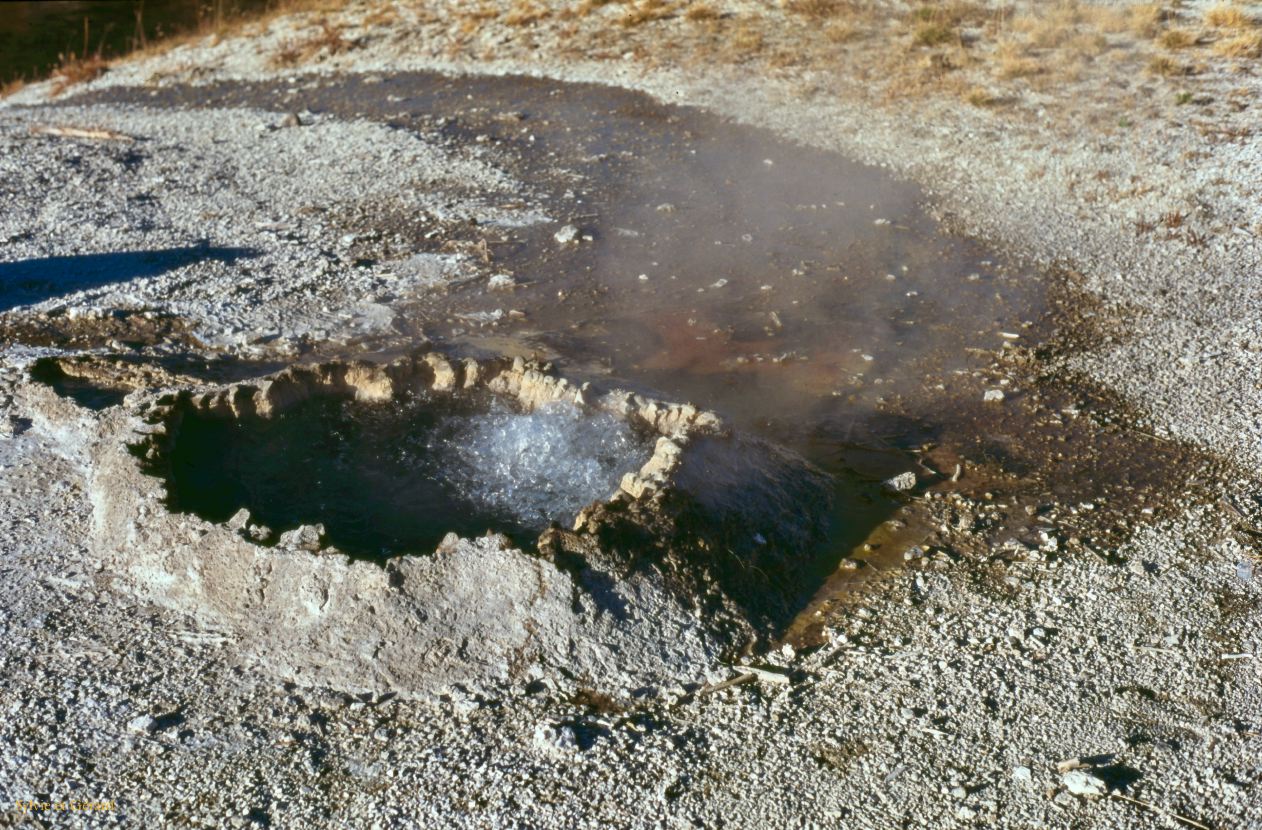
163 389 654 557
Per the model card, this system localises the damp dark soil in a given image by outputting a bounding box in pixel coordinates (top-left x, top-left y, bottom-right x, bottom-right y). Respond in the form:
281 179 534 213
65 73 1234 625
0 307 202 351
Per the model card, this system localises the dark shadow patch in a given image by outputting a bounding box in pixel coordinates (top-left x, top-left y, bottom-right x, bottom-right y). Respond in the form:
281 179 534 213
0 246 257 311
1094 763 1144 793
29 358 128 411
150 710 185 733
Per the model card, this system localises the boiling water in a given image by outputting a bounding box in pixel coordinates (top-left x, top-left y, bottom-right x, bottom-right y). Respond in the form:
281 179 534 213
434 399 651 530
166 392 651 556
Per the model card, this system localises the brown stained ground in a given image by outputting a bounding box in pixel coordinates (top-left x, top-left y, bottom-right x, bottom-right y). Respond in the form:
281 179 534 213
0 307 201 351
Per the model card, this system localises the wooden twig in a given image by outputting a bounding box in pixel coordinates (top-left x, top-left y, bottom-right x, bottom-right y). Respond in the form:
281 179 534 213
1110 792 1213 830
1220 496 1249 520
30 124 134 142
696 672 755 697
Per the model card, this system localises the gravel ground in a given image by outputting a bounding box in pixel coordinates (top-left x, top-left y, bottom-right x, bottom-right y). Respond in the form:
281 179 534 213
0 1 1260 827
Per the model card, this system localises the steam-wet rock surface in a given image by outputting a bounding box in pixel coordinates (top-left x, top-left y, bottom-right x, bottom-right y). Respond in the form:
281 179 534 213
0 30 1258 830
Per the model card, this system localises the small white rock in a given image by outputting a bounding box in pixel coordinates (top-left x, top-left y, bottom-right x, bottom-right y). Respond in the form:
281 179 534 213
554 224 581 245
127 715 156 734
487 273 516 291
533 722 579 754
884 472 917 493
278 523 325 551
1061 769 1107 798
983 389 1006 403
226 508 251 531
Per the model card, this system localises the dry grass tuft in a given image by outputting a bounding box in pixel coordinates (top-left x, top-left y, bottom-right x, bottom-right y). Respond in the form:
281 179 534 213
1215 31 1262 57
361 3 399 28
1159 27 1199 49
1204 4 1255 30
963 85 998 106
1126 3 1170 37
785 0 853 19
461 4 502 24
1147 55 1190 76
271 20 352 68
1161 210 1186 229
0 78 27 99
571 0 622 14
912 21 958 47
728 21 765 54
621 0 674 27
901 0 987 54
1078 5 1126 34
910 1 987 27
1078 3 1168 37
685 2 720 22
825 21 861 43
49 54 109 96
995 41 1041 78
1065 31 1108 58
1012 5 1082 49
505 1 550 26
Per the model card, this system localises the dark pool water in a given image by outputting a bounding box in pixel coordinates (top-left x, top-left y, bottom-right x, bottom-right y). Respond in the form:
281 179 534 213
165 391 655 557
167 392 502 556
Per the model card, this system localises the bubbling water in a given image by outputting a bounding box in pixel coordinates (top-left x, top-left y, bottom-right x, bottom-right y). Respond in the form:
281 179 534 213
431 400 652 530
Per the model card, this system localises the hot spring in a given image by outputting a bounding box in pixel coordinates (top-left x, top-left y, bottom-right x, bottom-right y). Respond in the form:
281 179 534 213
164 390 654 557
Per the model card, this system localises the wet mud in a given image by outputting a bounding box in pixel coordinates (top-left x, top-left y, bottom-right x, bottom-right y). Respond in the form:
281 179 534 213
0 306 201 351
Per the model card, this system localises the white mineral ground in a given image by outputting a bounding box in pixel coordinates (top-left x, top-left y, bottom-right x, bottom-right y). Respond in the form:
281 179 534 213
0 1 1260 828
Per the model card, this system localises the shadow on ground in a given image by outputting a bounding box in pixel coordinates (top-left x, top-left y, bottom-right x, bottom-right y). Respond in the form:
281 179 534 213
0 246 256 311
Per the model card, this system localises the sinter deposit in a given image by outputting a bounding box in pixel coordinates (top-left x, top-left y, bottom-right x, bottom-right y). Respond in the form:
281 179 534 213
91 351 833 700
